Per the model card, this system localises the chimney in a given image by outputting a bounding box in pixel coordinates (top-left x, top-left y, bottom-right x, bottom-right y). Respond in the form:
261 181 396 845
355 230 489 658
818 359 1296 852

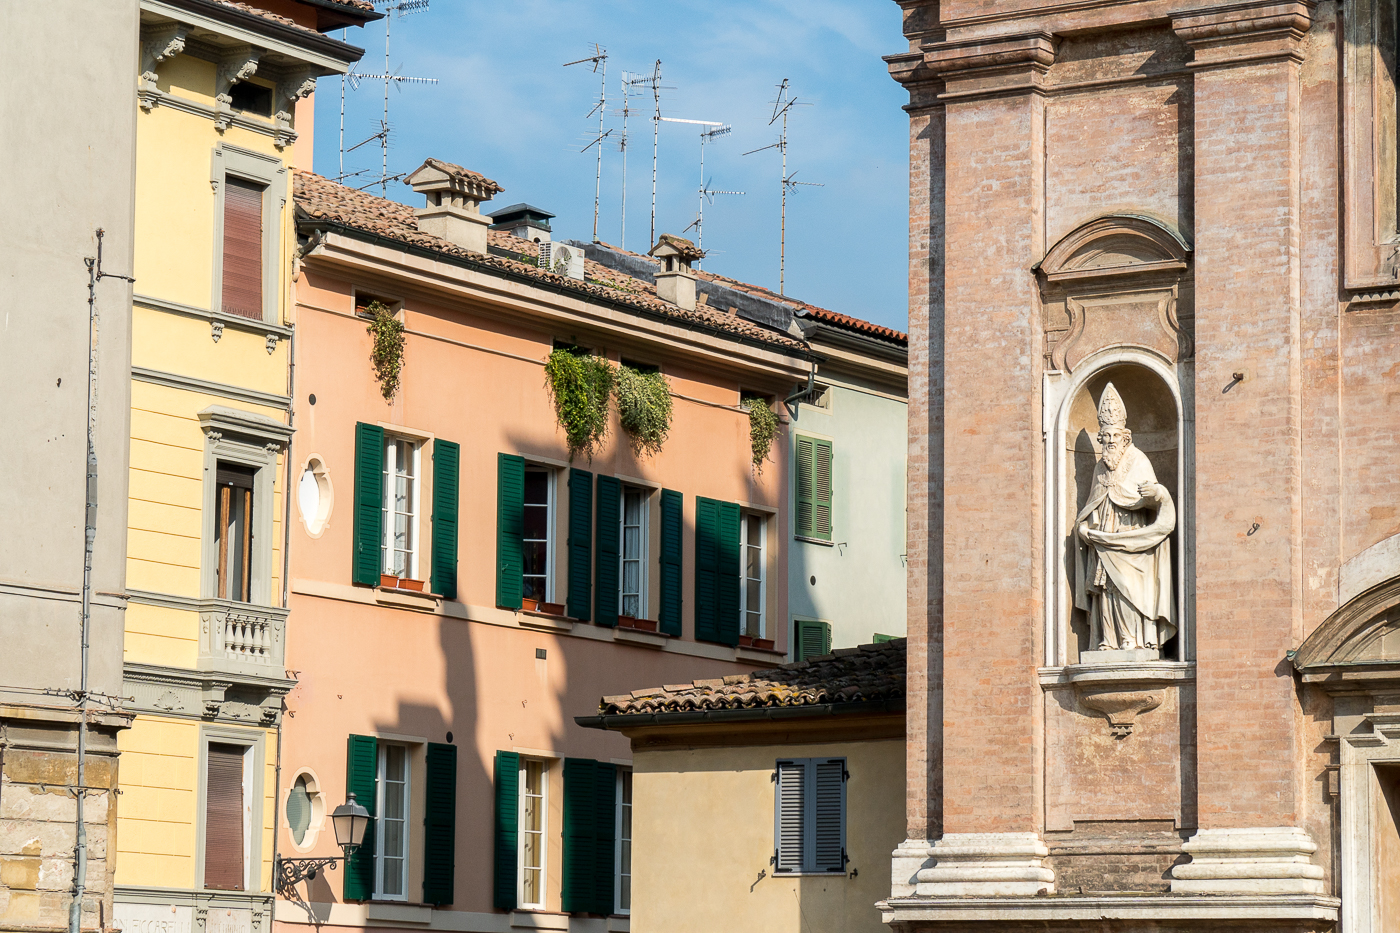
649 234 704 311
486 203 556 243
405 158 502 253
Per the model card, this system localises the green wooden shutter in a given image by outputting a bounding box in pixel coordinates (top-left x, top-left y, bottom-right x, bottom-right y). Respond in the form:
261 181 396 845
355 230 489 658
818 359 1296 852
493 750 520 910
813 439 833 540
496 454 525 609
353 423 384 586
431 440 460 600
795 620 832 661
422 742 457 905
562 758 595 913
592 762 617 914
562 759 617 915
343 735 378 900
795 435 815 539
872 633 896 644
717 502 741 647
694 497 720 643
594 476 621 627
567 469 593 621
658 489 682 636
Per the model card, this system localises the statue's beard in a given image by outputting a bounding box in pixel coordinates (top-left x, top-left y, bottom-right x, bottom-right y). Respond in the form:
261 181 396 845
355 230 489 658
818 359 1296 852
1101 443 1127 472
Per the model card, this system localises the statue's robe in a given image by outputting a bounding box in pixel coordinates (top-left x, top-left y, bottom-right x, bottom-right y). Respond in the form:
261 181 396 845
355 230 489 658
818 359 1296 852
1074 444 1177 650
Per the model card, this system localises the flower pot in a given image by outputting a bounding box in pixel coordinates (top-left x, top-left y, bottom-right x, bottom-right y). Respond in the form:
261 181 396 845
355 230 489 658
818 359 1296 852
380 573 399 589
521 597 541 612
633 618 659 633
738 634 755 647
541 601 566 616
617 615 639 629
753 638 775 651
397 578 425 592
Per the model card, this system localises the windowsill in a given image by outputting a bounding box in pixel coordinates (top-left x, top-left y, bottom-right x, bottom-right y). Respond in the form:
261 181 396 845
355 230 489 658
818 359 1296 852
373 586 441 612
772 870 849 877
794 535 835 547
518 611 575 633
509 909 568 930
736 645 787 664
613 627 671 648
365 902 433 924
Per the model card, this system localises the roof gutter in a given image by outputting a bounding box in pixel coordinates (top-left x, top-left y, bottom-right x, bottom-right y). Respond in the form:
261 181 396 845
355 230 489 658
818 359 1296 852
574 698 906 731
157 0 369 62
300 218 818 362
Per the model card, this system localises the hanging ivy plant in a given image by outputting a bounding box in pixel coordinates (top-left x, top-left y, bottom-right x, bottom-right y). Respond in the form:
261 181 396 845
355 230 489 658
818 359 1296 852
614 366 673 457
744 396 779 470
544 349 614 461
366 300 405 403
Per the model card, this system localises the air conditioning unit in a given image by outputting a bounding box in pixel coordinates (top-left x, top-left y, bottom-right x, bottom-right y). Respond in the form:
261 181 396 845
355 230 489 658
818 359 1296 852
538 241 585 281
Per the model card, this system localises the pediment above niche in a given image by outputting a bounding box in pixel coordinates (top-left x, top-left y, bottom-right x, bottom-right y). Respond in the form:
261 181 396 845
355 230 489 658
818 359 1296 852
1038 215 1191 283
1294 576 1400 678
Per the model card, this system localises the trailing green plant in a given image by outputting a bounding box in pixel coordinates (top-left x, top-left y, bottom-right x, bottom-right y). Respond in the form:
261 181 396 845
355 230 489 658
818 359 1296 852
744 396 779 470
544 349 614 460
614 366 673 456
366 300 405 402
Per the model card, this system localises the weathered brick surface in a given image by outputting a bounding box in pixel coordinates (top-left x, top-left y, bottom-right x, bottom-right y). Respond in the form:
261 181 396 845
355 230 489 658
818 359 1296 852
939 88 1046 833
890 0 1393 907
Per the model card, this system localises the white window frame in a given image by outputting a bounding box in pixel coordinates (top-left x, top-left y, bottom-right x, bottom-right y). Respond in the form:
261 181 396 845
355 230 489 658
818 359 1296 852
381 436 422 580
619 486 648 619
615 768 633 915
374 742 411 901
517 757 548 910
523 466 555 604
196 727 264 893
741 511 767 639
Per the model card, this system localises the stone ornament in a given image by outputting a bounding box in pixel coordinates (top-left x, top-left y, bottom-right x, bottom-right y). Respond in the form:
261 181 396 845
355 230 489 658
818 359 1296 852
1074 382 1176 655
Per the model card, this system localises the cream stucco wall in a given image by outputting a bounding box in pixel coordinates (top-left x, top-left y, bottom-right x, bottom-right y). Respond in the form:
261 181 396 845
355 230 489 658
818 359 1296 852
631 736 904 933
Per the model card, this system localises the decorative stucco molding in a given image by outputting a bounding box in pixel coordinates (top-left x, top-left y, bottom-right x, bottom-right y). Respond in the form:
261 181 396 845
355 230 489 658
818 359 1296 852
1171 0 1314 69
921 33 1058 100
124 662 293 726
214 46 262 132
139 23 188 111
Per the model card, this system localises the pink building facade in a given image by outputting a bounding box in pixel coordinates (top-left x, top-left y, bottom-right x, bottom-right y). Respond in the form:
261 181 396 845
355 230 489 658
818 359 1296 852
272 166 809 931
884 0 1400 930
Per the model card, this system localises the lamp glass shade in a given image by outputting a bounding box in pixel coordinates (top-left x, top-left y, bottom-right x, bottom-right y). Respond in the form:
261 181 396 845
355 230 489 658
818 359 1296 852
331 792 371 852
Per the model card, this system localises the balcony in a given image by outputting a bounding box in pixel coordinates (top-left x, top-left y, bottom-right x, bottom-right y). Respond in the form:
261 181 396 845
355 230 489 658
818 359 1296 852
199 598 289 677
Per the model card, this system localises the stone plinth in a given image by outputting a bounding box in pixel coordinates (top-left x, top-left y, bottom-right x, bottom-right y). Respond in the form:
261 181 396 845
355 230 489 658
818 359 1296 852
1171 827 1325 895
915 833 1055 896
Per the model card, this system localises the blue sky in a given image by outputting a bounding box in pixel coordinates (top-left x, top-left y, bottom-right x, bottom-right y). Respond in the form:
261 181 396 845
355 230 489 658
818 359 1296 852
314 0 910 332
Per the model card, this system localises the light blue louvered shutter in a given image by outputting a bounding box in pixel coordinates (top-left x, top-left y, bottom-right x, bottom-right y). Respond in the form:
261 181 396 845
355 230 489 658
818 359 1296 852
813 758 847 872
774 759 806 873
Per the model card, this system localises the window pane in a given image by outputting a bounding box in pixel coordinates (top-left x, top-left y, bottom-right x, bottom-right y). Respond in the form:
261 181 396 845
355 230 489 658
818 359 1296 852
746 579 761 612
623 525 640 559
523 504 549 540
523 576 547 603
622 593 640 617
623 489 641 524
523 541 549 576
524 469 549 504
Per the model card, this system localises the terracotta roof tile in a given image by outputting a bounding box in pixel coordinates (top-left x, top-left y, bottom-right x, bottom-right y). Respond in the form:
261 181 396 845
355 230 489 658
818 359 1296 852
293 172 807 353
799 307 908 346
209 0 323 36
415 158 503 195
597 638 906 715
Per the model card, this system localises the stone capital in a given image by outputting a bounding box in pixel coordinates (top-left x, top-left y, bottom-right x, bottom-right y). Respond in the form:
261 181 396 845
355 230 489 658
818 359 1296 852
1171 0 1315 68
920 33 1057 101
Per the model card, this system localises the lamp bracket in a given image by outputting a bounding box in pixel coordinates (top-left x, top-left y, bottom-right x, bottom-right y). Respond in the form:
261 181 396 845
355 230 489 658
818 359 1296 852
275 856 343 897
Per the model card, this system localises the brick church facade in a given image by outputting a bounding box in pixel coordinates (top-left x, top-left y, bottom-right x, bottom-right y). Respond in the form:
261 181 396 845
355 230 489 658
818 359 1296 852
884 1 1400 930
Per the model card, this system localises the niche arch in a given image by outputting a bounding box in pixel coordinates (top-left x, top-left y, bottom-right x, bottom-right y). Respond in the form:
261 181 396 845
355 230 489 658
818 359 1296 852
1044 346 1194 667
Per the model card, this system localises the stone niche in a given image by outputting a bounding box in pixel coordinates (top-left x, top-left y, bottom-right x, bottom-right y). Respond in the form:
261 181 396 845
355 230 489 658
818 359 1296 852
1038 214 1197 887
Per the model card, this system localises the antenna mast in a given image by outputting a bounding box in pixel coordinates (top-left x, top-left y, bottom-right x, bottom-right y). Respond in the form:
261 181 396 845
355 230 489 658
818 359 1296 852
565 44 609 243
343 0 435 194
662 120 741 264
743 78 819 295
627 62 671 248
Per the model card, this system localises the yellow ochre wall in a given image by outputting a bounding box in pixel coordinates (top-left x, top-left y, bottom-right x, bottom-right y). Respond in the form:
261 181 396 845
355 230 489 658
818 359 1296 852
119 47 294 895
631 736 904 933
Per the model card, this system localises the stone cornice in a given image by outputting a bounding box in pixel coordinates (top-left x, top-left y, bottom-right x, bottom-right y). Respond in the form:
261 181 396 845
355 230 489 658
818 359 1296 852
920 33 1059 100
1172 0 1315 68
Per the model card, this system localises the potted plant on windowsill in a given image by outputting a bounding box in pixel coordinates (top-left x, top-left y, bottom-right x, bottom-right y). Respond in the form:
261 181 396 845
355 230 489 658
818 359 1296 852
396 578 425 593
738 634 755 647
522 597 541 612
632 617 658 633
753 637 775 651
380 573 399 589
617 615 638 629
540 601 566 616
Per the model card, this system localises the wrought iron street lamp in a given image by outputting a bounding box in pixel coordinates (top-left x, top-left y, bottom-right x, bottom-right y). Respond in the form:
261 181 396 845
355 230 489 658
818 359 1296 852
274 793 371 897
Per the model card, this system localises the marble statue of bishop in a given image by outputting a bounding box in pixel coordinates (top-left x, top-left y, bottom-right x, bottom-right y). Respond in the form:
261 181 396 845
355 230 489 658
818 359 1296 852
1074 383 1177 654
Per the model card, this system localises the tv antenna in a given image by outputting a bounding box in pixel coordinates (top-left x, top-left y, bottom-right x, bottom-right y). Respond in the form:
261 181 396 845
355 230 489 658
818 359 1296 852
613 75 644 249
628 61 674 249
337 0 435 194
564 44 609 243
743 78 819 295
665 121 742 264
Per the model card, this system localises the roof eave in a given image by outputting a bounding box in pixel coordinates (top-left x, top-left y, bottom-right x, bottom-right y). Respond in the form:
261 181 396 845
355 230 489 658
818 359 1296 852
297 216 816 364
575 697 907 732
148 0 369 65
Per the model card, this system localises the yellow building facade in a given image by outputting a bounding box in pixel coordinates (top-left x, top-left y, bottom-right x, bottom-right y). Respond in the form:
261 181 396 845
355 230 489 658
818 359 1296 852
115 4 373 933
